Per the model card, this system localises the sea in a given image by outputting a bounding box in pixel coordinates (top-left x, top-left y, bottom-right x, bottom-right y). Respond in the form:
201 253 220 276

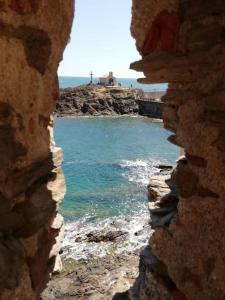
55 77 177 259
55 117 178 259
59 76 167 92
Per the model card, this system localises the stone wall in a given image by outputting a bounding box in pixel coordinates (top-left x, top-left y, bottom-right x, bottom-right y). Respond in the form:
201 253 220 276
131 0 225 299
143 91 166 100
1 0 225 299
0 1 74 299
138 100 163 118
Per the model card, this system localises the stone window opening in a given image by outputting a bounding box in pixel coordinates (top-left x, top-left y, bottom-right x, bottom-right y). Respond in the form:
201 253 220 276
0 0 225 299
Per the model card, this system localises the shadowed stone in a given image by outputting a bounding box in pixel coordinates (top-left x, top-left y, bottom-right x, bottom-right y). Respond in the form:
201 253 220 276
186 153 207 168
0 103 27 167
141 11 180 56
197 186 219 198
9 0 40 15
0 212 24 233
181 0 225 20
0 103 11 122
213 130 225 151
0 154 57 199
14 179 56 238
0 22 51 74
174 165 199 198
130 246 175 299
16 25 51 74
0 235 25 293
167 134 182 147
0 125 27 167
150 210 177 229
0 0 4 10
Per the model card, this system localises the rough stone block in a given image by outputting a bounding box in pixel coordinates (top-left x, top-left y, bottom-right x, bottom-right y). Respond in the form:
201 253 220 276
9 0 39 14
142 11 180 56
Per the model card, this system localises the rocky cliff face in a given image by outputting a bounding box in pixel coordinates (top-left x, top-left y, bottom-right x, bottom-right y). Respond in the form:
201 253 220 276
56 85 141 116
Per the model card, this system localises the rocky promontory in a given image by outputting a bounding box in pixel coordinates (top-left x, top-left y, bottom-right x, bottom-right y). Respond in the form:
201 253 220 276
56 85 163 118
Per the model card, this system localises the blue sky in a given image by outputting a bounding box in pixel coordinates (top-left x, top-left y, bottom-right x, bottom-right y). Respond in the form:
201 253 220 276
58 0 142 78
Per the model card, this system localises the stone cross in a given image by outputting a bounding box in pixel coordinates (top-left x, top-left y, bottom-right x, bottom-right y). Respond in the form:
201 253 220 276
90 71 94 84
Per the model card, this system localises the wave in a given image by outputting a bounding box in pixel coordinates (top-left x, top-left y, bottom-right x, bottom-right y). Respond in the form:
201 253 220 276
62 208 152 260
60 158 168 260
63 158 165 187
119 159 162 186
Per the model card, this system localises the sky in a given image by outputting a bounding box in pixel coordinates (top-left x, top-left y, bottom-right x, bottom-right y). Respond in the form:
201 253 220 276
58 0 143 78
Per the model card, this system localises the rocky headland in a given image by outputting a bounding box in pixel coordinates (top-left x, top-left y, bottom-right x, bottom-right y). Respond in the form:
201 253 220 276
55 85 163 118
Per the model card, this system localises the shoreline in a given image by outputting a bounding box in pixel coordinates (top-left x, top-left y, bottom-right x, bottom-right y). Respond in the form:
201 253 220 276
55 114 163 122
61 209 152 261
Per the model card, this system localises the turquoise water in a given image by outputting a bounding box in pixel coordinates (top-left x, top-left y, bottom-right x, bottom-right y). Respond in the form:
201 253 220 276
59 76 167 92
54 117 178 222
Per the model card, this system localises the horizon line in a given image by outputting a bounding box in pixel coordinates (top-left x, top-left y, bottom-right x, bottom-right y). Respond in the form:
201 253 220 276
58 74 140 79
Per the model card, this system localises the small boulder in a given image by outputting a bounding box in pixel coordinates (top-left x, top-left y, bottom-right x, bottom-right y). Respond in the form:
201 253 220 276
75 230 128 243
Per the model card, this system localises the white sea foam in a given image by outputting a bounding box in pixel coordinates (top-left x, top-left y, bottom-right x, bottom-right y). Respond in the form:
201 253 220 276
119 159 162 186
62 209 153 260
61 158 166 260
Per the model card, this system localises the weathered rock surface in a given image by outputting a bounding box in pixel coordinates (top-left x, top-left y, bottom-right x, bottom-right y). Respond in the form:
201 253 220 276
131 246 175 300
0 1 73 299
41 252 140 300
56 85 141 116
131 0 225 299
148 170 179 230
1 0 225 299
56 85 164 118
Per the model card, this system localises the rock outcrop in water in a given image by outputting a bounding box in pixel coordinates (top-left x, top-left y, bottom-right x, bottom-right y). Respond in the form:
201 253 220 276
56 85 164 118
56 85 141 116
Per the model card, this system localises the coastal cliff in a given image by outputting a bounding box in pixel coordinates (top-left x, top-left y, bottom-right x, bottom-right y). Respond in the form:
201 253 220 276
56 85 163 118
